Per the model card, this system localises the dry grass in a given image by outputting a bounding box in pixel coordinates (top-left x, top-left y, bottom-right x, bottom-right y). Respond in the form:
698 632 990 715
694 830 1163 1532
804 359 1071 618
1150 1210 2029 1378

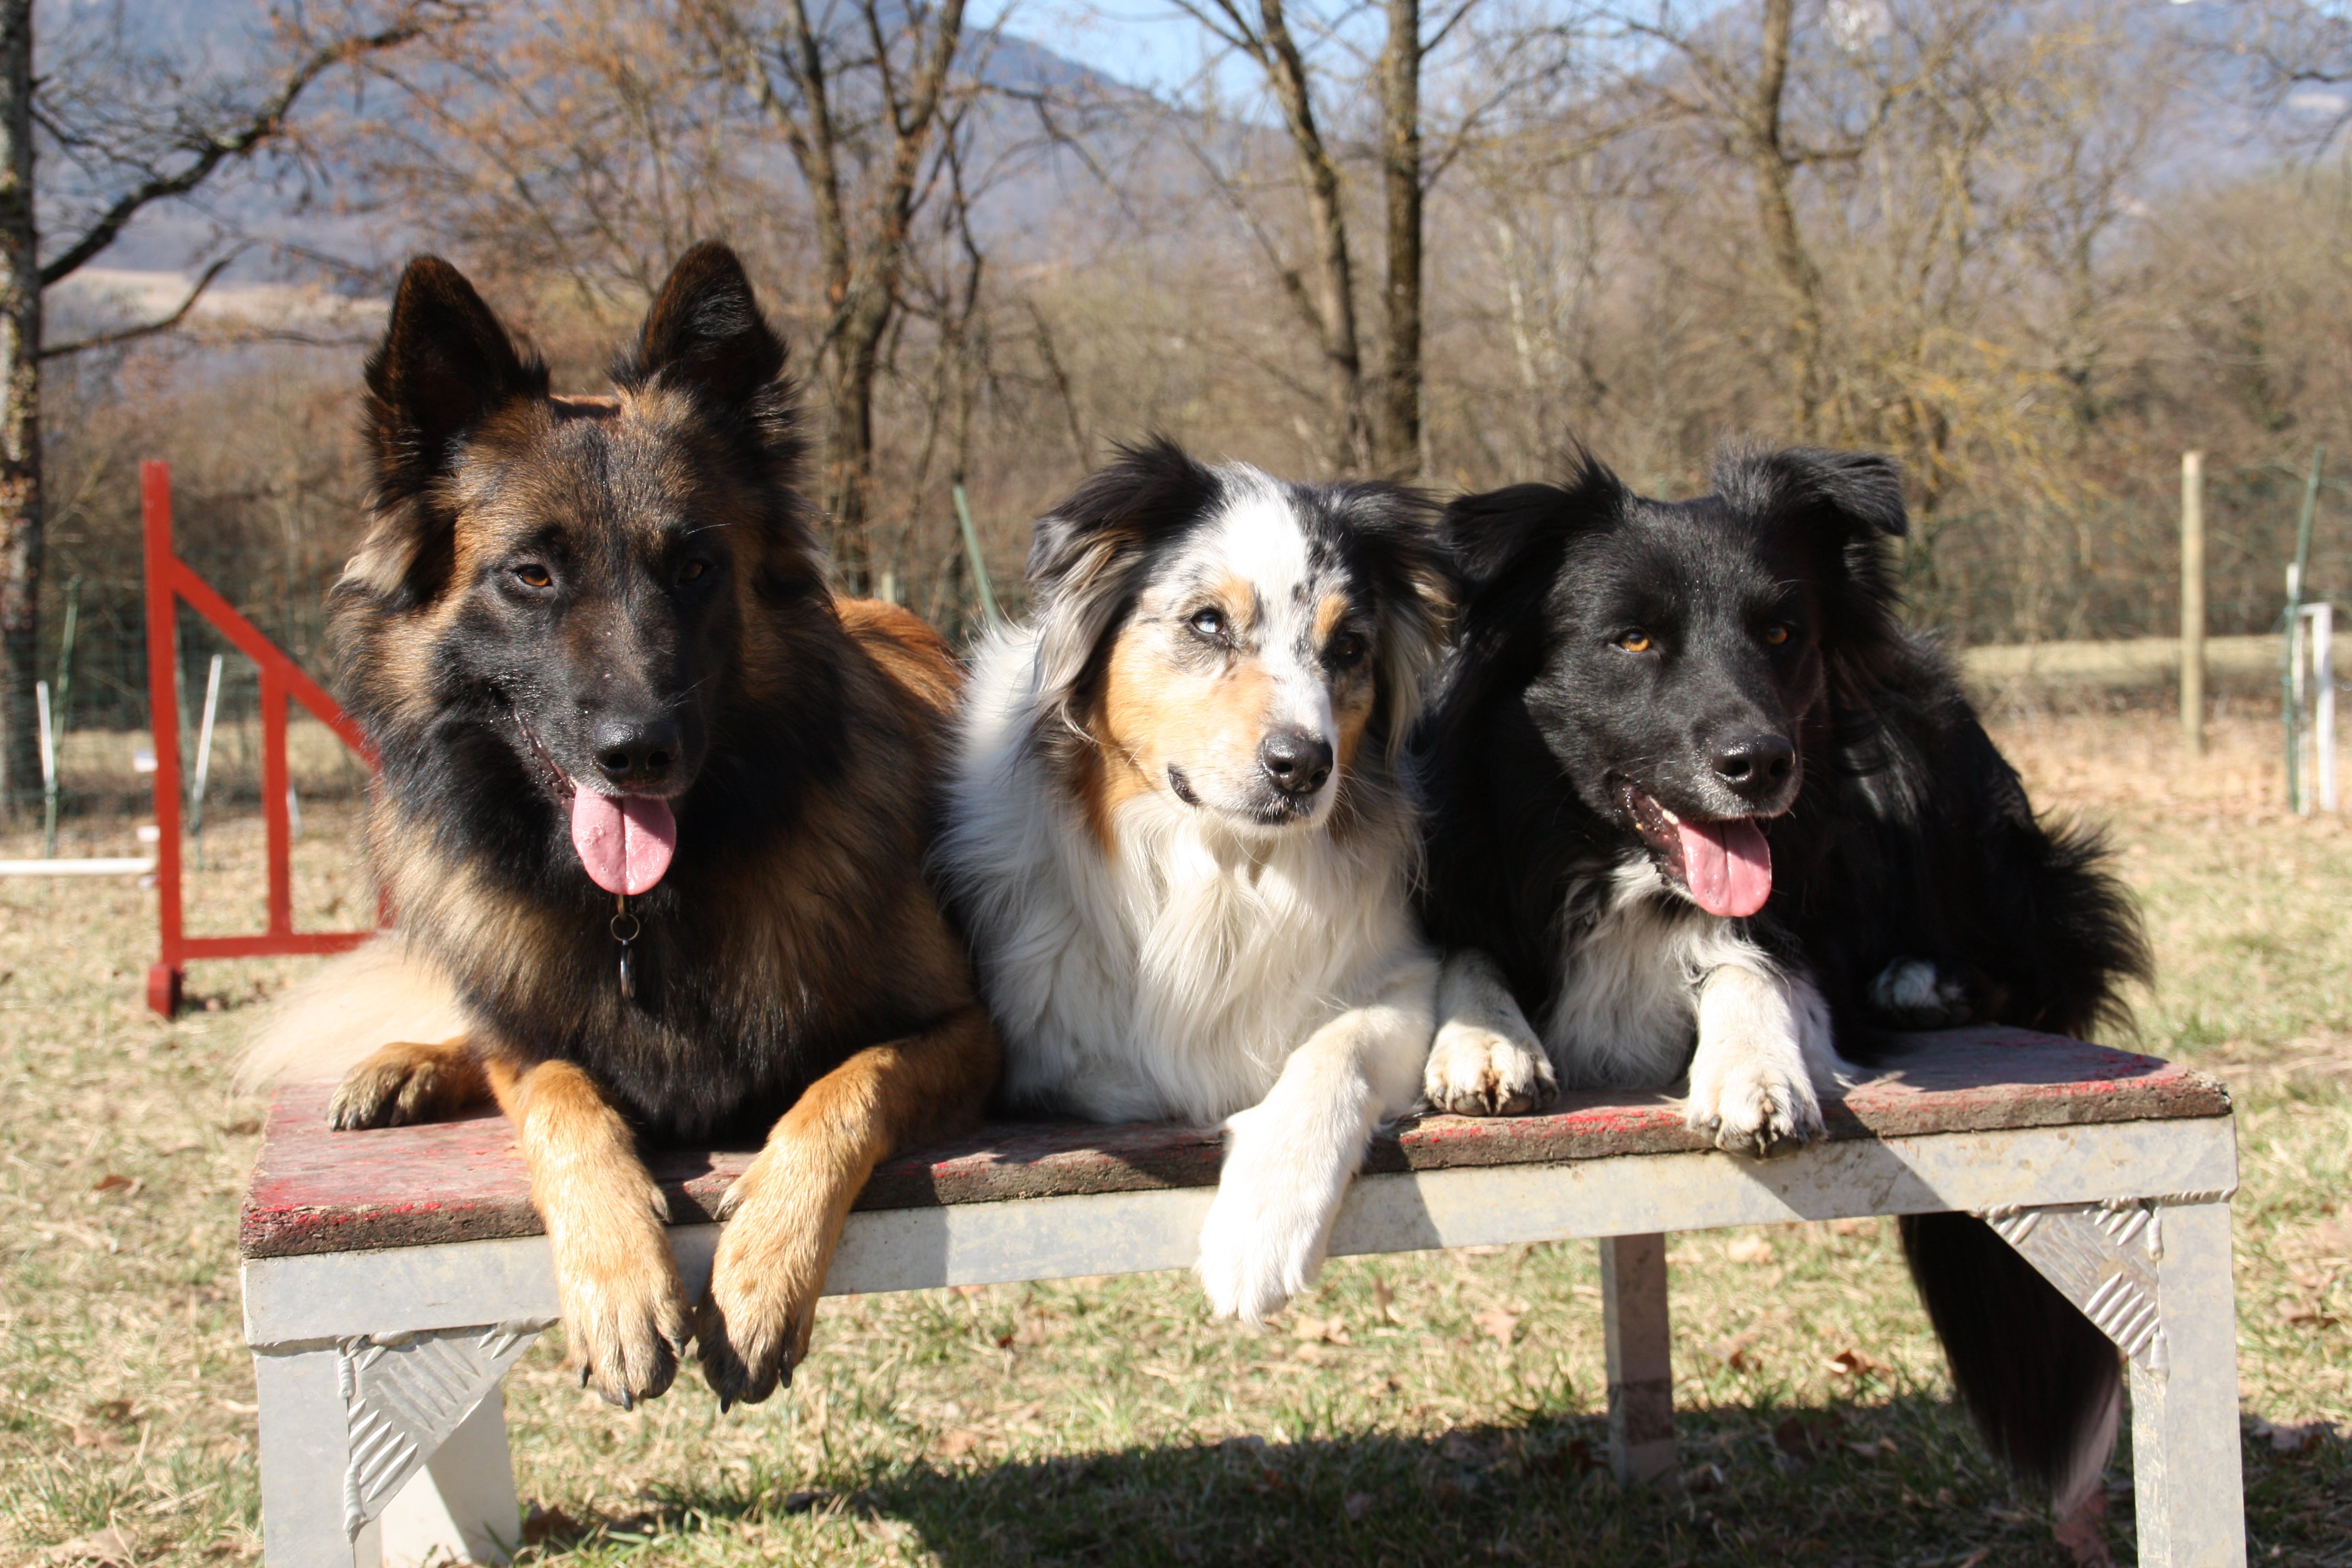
0 707 2345 1567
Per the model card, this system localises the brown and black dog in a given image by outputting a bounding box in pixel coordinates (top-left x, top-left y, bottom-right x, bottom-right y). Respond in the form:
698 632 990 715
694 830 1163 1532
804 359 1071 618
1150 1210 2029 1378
253 242 998 1410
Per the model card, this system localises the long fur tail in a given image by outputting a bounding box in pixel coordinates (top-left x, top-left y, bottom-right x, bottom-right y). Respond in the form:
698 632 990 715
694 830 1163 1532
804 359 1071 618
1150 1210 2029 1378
234 937 465 1093
1901 1210 2122 1513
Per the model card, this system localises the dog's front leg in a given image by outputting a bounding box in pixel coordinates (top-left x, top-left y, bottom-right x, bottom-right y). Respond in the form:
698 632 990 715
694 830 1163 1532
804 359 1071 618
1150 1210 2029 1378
697 1002 1000 1408
486 1057 690 1408
1196 953 1438 1324
1684 961 1849 1158
1425 948 1559 1115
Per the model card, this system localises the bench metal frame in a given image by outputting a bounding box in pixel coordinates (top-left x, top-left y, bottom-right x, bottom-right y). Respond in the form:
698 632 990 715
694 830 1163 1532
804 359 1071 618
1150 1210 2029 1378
244 1113 2245 1568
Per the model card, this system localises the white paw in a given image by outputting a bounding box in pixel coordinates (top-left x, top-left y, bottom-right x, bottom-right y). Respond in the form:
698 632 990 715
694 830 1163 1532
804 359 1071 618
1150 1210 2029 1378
1423 1020 1558 1116
1868 958 1973 1029
1684 1050 1823 1159
1194 1109 1346 1324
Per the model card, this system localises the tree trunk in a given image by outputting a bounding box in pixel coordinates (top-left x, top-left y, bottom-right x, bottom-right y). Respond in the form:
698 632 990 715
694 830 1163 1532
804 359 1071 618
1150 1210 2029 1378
1747 0 1826 440
1257 0 1369 471
0 2 38 812
822 288 889 594
1375 0 1422 480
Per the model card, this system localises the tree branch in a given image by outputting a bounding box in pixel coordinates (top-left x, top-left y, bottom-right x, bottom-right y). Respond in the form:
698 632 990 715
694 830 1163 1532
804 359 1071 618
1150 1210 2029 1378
38 7 449 288
39 254 235 359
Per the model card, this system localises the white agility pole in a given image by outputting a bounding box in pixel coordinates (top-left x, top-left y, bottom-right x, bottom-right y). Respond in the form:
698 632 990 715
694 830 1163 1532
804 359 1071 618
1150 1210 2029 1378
2306 602 2337 813
190 653 225 859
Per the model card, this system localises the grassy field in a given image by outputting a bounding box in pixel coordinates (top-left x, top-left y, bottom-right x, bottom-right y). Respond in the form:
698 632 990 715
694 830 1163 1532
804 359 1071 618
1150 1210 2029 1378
0 703 2345 1567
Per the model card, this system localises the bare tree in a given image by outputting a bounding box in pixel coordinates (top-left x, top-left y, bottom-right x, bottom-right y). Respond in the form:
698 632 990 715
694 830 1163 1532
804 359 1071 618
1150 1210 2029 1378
0 2 445 807
699 0 973 590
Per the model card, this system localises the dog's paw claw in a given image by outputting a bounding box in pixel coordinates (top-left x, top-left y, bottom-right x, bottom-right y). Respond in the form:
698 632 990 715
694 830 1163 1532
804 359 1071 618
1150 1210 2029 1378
1423 1021 1558 1117
1687 1074 1821 1160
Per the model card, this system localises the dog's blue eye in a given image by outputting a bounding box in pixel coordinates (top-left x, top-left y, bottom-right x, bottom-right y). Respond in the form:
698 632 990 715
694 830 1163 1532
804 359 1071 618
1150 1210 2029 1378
1189 608 1227 641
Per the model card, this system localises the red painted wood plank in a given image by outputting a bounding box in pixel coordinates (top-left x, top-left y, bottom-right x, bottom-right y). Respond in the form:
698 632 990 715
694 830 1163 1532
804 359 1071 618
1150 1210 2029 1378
238 1026 2230 1260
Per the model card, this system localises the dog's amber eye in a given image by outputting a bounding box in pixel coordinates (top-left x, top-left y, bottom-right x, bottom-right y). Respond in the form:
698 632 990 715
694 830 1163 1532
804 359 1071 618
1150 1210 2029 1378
1189 607 1228 642
1326 630 1368 669
513 563 553 589
1617 630 1652 653
1763 624 1790 646
678 559 708 584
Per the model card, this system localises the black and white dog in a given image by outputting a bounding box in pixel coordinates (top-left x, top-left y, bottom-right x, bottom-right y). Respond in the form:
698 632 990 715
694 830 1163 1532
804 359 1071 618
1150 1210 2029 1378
1416 446 2149 1509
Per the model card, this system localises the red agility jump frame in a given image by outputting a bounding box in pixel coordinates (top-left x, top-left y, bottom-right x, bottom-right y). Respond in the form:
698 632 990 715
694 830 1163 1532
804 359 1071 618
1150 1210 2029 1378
143 459 379 1015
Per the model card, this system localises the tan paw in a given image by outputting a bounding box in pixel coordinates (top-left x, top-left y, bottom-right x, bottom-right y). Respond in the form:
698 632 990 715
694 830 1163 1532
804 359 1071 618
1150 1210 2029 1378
696 1164 830 1410
1423 1020 1558 1117
328 1039 483 1130
551 1219 692 1409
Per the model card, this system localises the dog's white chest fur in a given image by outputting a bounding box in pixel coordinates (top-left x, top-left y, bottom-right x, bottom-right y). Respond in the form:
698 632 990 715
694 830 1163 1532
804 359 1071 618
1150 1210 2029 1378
943 624 1425 1125
1540 858 1764 1087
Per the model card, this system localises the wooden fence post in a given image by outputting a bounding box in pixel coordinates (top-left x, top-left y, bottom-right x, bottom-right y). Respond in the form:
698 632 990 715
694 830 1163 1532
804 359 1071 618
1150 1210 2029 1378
2181 451 2206 757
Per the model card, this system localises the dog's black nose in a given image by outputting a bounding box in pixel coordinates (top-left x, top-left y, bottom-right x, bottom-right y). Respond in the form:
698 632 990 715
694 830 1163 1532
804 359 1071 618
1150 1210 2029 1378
1710 732 1795 801
1259 729 1334 798
592 715 680 786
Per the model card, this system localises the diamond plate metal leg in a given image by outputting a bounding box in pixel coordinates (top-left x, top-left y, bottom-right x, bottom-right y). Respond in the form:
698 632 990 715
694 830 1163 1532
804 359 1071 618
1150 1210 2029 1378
257 1346 362 1568
335 1320 546 1558
1982 1195 2245 1567
2128 1202 2245 1568
1600 1233 1678 1488
379 1383 522 1566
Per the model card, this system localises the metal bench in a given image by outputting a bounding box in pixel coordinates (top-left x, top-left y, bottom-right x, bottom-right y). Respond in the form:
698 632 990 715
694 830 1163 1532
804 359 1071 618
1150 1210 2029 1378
239 1027 2245 1568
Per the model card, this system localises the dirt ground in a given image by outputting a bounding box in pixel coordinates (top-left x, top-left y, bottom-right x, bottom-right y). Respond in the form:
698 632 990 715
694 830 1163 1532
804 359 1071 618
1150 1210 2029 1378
0 702 2344 1567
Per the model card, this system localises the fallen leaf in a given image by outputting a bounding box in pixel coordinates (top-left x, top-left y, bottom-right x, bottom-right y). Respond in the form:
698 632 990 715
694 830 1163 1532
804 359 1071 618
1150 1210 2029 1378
1727 1234 1774 1265
1683 1461 1725 1493
1342 1490 1376 1522
1373 1276 1397 1323
45 1527 138 1567
1713 1331 1760 1371
1293 1342 1336 1366
936 1429 983 1458
89 1174 134 1196
1827 1347 1892 1381
1953 1551 1991 1568
2052 1487 2113 1566
1291 1314 1350 1345
2277 1299 2339 1329
2250 1417 2338 1453
1829 1216 1875 1237
1471 1306 1520 1348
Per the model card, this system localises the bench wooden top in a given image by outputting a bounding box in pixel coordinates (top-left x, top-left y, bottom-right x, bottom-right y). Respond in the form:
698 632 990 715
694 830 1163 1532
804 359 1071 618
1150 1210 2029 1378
238 1026 2229 1260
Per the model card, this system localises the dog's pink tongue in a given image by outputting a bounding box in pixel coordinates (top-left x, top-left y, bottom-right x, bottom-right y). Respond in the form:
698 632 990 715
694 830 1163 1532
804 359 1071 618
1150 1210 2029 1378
570 791 677 896
1677 816 1772 918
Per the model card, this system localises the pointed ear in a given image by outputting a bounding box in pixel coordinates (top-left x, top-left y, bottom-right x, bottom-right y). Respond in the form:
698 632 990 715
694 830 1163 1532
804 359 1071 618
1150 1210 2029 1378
363 256 544 501
1026 435 1219 718
618 242 786 406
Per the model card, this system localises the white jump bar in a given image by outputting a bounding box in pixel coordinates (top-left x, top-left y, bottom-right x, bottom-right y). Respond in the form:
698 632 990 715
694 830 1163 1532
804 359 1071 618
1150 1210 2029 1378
0 857 155 876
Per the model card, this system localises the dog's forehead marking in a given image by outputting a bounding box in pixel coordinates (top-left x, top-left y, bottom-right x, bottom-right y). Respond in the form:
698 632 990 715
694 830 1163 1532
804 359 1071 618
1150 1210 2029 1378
1171 469 1352 655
